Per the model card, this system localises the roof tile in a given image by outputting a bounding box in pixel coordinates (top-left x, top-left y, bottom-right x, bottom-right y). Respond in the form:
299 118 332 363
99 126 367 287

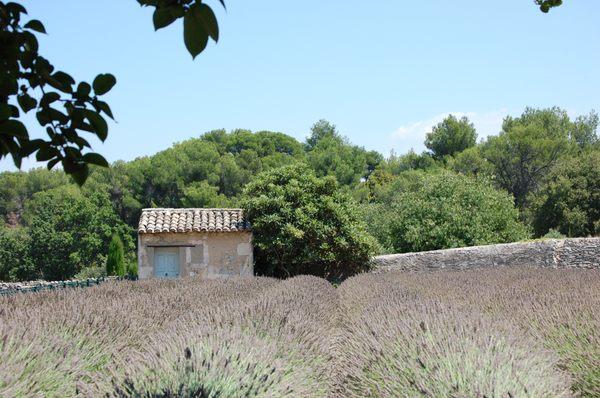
138 208 250 234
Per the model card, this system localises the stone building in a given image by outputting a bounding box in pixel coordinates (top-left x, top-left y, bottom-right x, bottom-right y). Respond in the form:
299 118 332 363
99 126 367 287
137 208 253 279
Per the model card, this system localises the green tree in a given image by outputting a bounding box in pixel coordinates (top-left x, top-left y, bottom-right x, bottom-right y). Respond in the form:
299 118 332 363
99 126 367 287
365 170 529 253
24 185 134 280
106 233 125 277
482 107 576 207
425 115 477 159
305 120 382 186
448 146 493 177
0 225 33 281
242 163 378 279
181 180 230 207
529 150 600 237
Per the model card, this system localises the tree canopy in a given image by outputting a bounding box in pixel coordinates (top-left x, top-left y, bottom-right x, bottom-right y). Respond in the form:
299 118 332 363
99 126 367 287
242 163 378 280
425 115 477 159
364 170 529 254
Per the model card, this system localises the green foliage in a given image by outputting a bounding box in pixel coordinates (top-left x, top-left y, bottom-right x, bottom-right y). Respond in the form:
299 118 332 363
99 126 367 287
536 0 563 13
181 180 231 208
482 107 576 207
0 226 34 281
425 115 477 158
543 229 566 239
365 170 529 253
447 146 493 177
242 163 378 279
529 150 600 237
378 149 438 175
0 2 114 184
138 0 224 59
305 120 382 186
1 1 221 181
74 265 106 280
127 261 138 278
23 185 134 280
106 233 125 277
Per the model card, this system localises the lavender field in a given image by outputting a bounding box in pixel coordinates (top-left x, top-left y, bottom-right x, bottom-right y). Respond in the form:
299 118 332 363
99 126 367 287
1 268 598 397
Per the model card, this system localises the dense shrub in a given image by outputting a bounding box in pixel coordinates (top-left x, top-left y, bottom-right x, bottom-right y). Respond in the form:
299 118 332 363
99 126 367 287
529 149 600 237
242 163 379 279
0 226 34 281
106 234 125 277
364 170 529 253
13 185 135 281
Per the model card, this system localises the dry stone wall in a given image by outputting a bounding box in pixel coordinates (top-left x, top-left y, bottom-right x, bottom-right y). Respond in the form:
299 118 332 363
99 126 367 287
371 237 600 272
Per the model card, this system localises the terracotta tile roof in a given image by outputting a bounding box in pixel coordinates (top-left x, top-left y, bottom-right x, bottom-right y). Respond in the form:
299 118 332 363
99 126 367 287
138 208 250 234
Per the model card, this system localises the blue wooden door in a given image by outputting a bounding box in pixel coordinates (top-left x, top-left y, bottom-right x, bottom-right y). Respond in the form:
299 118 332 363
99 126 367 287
154 248 180 278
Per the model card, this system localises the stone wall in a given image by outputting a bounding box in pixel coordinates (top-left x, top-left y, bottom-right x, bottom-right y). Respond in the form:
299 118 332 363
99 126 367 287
371 237 600 272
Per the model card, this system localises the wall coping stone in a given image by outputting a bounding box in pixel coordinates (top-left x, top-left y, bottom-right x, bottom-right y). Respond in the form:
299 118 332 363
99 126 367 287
371 237 600 272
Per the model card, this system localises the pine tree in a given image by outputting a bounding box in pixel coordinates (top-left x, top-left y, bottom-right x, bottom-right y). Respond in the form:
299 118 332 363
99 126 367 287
106 234 125 277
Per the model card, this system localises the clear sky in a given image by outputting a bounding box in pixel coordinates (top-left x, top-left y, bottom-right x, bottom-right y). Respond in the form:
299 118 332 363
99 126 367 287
2 0 599 171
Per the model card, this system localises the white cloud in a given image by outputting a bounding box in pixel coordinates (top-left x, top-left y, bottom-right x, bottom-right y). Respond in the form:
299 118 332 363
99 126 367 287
389 108 508 155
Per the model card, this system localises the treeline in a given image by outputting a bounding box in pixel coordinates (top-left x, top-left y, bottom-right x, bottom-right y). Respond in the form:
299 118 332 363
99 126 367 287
1 107 598 281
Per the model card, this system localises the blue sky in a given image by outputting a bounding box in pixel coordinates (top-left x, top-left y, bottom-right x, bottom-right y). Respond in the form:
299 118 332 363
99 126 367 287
2 0 599 171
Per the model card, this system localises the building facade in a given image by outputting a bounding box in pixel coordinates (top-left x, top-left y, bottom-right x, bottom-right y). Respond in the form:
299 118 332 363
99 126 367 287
137 208 253 279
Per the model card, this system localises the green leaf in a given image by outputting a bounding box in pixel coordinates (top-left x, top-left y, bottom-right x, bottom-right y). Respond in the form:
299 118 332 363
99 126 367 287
40 92 61 107
0 119 28 138
70 165 89 185
47 157 61 170
82 152 109 167
24 19 46 34
153 7 178 30
183 4 210 59
0 103 11 121
92 73 117 96
36 145 60 161
20 139 45 156
62 157 89 185
82 109 108 141
197 4 219 42
94 100 114 119
22 31 39 53
17 93 38 113
47 71 74 93
53 71 75 86
76 82 92 98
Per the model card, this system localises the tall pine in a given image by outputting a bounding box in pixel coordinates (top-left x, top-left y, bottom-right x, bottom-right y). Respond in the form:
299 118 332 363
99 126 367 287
106 234 125 277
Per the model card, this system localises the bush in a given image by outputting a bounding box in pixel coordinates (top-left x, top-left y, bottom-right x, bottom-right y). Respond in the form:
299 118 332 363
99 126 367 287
73 265 106 280
529 150 600 237
22 185 135 281
242 163 379 279
543 229 566 240
0 226 35 281
365 170 529 253
126 261 138 278
3 269 596 397
106 234 125 277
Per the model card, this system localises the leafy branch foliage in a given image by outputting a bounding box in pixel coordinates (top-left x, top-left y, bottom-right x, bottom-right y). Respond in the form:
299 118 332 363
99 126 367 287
0 1 115 184
535 0 563 13
1 0 223 184
243 163 378 280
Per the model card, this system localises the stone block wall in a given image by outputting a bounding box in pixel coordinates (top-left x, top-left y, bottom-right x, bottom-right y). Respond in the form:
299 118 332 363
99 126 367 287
371 237 600 272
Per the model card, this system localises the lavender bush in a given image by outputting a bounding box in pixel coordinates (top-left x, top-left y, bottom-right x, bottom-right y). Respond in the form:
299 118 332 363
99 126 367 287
0 268 598 397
